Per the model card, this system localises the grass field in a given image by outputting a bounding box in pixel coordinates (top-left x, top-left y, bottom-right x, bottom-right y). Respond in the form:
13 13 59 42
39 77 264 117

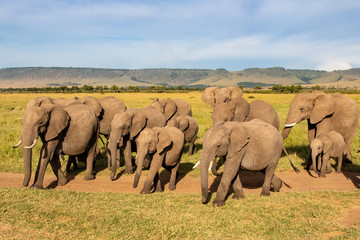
1 92 360 239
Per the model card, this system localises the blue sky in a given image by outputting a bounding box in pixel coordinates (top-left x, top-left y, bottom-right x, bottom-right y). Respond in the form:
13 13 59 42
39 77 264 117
0 0 359 71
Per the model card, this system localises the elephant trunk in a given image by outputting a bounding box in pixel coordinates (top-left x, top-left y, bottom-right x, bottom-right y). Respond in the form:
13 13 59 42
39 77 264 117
109 134 120 181
281 126 293 140
200 152 212 204
133 148 146 188
21 127 38 187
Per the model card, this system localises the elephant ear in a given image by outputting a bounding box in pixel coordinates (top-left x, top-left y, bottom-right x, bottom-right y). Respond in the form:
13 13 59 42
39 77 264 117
227 125 250 159
310 95 335 124
130 111 147 140
160 99 177 121
202 87 218 107
156 129 172 154
178 117 190 132
233 98 250 122
227 86 243 100
45 106 69 141
80 96 102 117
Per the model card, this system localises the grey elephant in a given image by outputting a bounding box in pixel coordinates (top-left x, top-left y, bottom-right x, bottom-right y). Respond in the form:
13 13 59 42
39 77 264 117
200 120 284 206
151 98 192 122
212 97 280 129
52 96 127 170
133 126 185 193
282 91 358 163
108 106 166 179
310 131 345 178
13 101 99 189
167 115 199 155
202 86 243 107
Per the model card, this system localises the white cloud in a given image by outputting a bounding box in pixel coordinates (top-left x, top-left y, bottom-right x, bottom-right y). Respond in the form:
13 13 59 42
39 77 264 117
316 60 352 72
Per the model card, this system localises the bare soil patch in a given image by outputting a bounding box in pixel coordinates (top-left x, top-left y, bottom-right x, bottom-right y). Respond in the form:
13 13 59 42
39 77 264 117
0 170 359 194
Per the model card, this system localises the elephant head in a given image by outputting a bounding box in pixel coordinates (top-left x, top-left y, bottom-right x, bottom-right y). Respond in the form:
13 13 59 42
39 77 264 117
108 109 147 180
202 86 243 107
151 98 177 121
167 116 189 132
200 123 250 203
281 91 333 139
14 105 69 186
212 97 250 125
133 128 172 188
71 96 103 118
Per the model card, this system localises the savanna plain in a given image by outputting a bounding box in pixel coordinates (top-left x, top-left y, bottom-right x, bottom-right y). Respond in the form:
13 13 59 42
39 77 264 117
0 92 359 239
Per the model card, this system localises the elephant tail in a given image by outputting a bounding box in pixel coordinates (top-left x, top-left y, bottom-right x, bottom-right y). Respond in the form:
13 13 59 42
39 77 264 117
282 146 300 173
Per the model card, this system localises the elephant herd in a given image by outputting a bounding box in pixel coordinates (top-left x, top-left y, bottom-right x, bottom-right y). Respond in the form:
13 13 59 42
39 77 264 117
13 87 359 206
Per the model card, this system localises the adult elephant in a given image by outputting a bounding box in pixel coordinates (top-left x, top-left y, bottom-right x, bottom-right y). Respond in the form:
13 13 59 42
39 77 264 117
13 102 99 189
53 96 127 169
212 97 280 129
151 98 192 122
202 86 243 107
200 120 284 206
281 91 359 162
108 106 166 180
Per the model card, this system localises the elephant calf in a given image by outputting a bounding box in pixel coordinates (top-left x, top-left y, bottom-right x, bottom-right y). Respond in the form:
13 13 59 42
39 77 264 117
167 115 199 155
310 131 345 178
200 119 284 206
133 126 184 194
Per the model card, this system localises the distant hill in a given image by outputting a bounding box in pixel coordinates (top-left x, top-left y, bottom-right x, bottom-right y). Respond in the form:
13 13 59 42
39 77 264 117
1 67 360 88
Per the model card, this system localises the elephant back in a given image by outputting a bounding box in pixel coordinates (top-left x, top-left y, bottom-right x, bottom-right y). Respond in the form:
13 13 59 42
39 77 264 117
246 100 280 130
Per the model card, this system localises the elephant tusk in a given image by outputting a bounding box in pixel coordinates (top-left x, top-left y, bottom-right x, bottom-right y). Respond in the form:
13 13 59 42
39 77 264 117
13 140 22 148
208 161 213 171
24 138 38 149
284 123 296 127
192 160 200 169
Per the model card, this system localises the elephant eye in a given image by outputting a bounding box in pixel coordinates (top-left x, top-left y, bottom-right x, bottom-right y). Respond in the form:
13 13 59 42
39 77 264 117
300 107 305 111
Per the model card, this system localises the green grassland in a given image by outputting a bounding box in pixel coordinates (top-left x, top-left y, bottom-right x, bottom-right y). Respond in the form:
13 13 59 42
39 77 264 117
0 92 360 239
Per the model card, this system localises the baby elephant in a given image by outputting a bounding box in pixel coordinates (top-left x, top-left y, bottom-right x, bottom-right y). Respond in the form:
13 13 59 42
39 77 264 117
133 126 184 194
167 115 199 155
310 131 345 178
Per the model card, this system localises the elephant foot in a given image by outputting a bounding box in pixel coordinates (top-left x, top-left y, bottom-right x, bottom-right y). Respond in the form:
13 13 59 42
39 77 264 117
140 188 151 194
168 184 176 191
212 199 225 207
260 190 270 196
155 187 164 193
336 170 342 174
57 178 67 186
84 174 95 181
124 168 134 175
30 184 44 189
232 193 245 200
319 174 326 178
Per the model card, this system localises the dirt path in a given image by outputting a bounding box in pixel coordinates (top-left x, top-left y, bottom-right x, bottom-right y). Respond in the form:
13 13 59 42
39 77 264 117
0 170 359 194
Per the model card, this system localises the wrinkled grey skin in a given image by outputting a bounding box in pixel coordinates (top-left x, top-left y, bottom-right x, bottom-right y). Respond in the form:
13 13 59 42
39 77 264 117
310 131 345 178
14 101 99 189
200 120 283 206
282 91 358 163
212 98 280 129
151 98 192 122
202 86 243 107
108 107 166 180
133 126 184 193
167 115 199 155
52 96 127 169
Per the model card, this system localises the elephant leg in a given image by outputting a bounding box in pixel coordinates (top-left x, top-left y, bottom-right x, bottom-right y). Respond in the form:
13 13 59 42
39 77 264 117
213 157 241 207
141 154 163 194
261 160 278 196
188 138 196 156
337 155 343 173
271 174 283 192
84 143 96 181
123 140 133 174
343 144 353 163
49 154 67 186
320 155 330 178
154 172 163 193
168 162 180 191
31 141 57 189
232 172 244 199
